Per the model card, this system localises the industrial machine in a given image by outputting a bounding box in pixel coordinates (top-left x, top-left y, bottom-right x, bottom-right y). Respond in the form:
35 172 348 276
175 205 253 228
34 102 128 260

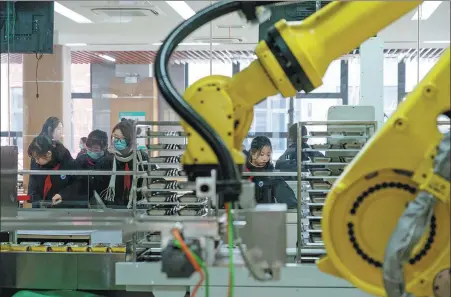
1 1 450 297
153 1 450 297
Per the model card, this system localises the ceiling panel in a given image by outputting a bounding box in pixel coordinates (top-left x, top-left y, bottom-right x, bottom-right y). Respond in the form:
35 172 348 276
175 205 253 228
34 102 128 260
53 1 449 50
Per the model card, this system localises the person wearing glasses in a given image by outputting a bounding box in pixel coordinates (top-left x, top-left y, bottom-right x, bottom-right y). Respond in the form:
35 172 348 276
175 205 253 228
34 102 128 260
94 120 153 206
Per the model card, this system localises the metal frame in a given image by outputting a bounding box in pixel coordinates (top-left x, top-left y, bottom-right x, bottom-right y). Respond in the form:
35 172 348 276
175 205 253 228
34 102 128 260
295 120 377 262
116 263 372 297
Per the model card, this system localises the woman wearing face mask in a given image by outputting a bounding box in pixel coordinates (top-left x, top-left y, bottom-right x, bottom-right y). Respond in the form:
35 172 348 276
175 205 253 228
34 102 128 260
76 130 108 169
94 120 154 207
69 130 109 206
77 137 88 157
245 136 297 208
27 135 78 206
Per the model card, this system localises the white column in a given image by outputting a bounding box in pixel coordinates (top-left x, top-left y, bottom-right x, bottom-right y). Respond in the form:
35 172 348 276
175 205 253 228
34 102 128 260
359 37 384 129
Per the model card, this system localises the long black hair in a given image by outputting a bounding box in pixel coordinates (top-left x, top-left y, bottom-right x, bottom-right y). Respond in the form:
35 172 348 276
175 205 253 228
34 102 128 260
249 136 272 160
27 135 67 162
40 117 62 138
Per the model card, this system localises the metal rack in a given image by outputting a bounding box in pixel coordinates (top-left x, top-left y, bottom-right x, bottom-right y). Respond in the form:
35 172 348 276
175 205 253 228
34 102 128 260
132 121 209 216
296 121 377 262
130 121 209 253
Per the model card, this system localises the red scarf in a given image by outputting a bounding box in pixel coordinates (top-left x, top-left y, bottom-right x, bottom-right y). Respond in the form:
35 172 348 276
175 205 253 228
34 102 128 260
87 159 95 167
245 166 254 181
124 163 131 191
43 164 61 199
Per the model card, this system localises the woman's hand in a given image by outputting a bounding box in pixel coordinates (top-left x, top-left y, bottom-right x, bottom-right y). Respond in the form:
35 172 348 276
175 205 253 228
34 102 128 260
52 194 62 205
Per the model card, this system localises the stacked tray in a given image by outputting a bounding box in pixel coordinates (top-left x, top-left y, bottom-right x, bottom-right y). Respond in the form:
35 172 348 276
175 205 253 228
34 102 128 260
299 121 376 257
133 122 208 217
131 122 211 251
1 242 126 253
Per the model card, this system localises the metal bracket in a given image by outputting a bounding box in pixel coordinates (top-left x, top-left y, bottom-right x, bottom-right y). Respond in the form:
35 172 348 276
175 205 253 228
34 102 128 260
413 144 450 204
419 170 450 204
195 170 217 205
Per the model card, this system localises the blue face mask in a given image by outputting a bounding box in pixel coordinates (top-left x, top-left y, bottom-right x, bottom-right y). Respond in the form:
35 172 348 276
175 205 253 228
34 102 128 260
87 150 104 160
113 139 128 151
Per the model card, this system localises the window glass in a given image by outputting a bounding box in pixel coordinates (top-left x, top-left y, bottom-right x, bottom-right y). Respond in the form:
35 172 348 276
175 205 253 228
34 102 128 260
271 112 286 132
294 99 343 122
1 56 24 168
10 87 24 151
188 62 233 86
71 64 91 93
72 99 93 155
347 59 361 105
253 110 267 132
384 59 398 86
255 99 268 110
247 95 290 160
311 60 341 93
405 59 439 92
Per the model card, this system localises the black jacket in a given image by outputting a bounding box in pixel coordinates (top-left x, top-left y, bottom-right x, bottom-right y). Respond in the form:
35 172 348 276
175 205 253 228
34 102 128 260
77 149 87 158
76 153 98 170
28 143 78 203
73 152 110 201
93 151 153 206
275 143 325 173
245 160 297 208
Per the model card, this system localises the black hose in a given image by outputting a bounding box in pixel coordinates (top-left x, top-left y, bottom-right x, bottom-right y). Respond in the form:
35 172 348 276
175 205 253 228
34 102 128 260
154 1 280 182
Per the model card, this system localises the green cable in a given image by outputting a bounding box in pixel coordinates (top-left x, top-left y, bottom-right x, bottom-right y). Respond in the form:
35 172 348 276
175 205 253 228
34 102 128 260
172 202 235 297
173 240 210 297
227 203 235 297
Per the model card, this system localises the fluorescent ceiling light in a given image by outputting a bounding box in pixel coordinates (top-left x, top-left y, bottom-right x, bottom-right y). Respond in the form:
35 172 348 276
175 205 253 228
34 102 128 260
153 42 220 46
98 54 116 62
165 1 195 20
65 43 87 47
412 1 442 20
423 40 450 44
54 2 93 23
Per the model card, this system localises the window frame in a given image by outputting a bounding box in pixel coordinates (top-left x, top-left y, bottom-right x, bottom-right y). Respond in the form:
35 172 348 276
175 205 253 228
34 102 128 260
71 63 92 99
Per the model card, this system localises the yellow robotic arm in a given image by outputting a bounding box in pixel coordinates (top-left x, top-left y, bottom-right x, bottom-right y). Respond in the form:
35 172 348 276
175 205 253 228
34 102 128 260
181 1 423 173
155 1 450 296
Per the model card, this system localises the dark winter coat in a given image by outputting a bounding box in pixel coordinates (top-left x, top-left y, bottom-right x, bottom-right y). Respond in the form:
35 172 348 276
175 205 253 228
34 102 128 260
275 143 325 180
93 151 153 206
28 143 78 204
245 160 297 208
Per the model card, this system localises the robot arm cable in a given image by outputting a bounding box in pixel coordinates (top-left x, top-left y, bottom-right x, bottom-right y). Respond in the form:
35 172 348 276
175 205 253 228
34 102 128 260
154 1 280 183
383 132 451 297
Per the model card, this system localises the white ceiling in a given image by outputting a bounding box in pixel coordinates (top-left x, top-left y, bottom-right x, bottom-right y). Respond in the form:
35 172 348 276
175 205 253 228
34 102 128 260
55 0 450 51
